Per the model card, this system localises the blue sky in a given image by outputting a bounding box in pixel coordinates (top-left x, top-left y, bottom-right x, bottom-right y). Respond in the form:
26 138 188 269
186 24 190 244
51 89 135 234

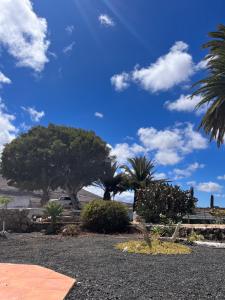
0 0 225 207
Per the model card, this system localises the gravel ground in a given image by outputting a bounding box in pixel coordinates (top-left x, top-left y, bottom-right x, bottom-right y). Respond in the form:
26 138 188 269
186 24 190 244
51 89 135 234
1 233 225 299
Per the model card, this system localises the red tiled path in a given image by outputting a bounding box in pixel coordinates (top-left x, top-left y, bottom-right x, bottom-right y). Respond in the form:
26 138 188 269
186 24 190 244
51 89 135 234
0 263 76 300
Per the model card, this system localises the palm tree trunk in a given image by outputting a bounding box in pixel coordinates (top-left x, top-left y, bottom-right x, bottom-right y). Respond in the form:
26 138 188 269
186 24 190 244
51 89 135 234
103 189 111 200
133 189 137 212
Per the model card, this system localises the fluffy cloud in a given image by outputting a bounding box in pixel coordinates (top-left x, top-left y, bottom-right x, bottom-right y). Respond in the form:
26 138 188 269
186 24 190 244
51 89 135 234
111 73 130 91
215 193 225 199
65 25 74 35
98 14 115 27
95 112 104 118
197 182 222 193
173 162 205 179
0 0 49 72
138 123 208 165
165 94 208 115
132 41 194 92
218 175 225 180
22 106 45 122
154 172 167 180
110 143 146 164
63 42 75 55
0 72 11 85
155 150 182 165
111 41 205 93
111 123 208 166
0 99 17 152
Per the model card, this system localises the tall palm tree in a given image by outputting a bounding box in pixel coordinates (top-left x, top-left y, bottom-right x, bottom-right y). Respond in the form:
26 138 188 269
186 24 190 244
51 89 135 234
122 156 156 211
192 24 225 146
95 161 126 200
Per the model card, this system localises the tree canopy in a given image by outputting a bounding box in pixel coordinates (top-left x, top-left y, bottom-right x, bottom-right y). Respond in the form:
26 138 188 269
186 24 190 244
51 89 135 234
94 161 126 200
136 183 197 223
1 124 110 207
122 156 163 211
192 24 225 145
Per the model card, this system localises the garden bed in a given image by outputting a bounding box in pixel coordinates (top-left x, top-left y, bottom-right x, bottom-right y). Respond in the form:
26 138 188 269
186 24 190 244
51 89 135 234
1 233 225 299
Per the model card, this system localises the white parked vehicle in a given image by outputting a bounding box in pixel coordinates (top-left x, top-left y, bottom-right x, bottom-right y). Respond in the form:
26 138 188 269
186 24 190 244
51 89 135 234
49 196 73 208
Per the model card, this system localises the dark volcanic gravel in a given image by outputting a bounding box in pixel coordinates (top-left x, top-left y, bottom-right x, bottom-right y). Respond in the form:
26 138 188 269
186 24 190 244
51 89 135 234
0 233 225 299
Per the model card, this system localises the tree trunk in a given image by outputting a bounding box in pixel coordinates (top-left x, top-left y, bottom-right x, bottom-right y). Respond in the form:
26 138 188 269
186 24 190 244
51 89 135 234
40 189 50 206
69 192 80 209
103 189 111 200
133 189 137 212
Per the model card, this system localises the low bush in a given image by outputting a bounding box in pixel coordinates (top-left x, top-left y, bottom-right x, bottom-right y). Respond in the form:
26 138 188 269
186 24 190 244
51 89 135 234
44 202 63 234
61 224 80 237
115 240 191 255
81 199 129 233
187 231 204 243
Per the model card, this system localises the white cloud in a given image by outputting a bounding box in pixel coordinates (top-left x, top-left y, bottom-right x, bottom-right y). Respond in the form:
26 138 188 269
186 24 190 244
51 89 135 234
215 193 225 198
218 175 225 180
63 42 75 54
95 112 104 118
0 72 11 85
173 162 205 179
111 72 130 91
155 150 182 165
111 41 209 94
154 172 167 180
19 122 30 131
110 143 145 164
165 94 208 115
0 0 49 72
112 41 198 93
132 41 194 92
111 123 207 166
195 58 209 71
22 106 45 122
98 14 115 27
187 181 196 187
0 98 17 152
138 123 208 165
65 25 74 35
197 182 222 193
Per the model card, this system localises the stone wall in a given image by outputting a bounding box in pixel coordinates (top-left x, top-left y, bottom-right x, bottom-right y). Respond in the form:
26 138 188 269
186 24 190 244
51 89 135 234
179 227 225 241
0 209 32 232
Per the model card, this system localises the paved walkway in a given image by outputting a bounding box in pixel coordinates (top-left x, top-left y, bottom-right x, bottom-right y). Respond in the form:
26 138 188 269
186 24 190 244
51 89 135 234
0 263 76 300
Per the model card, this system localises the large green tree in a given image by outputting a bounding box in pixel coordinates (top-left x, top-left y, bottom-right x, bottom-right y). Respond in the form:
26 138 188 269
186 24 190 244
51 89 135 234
1 124 110 208
192 24 225 145
1 125 60 205
122 156 157 211
136 183 197 223
50 125 110 208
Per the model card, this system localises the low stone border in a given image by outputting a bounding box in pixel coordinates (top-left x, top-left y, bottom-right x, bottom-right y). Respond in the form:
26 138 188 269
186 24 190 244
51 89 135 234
194 241 225 248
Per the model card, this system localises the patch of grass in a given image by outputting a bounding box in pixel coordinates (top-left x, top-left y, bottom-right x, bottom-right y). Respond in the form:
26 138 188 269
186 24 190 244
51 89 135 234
115 240 191 255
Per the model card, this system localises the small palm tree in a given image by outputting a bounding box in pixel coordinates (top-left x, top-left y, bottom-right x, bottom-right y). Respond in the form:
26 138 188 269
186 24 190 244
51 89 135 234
192 24 225 146
122 156 156 211
44 201 63 234
95 161 126 200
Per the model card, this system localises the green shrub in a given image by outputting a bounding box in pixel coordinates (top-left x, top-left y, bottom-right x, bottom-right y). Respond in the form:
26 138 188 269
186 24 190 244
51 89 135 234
81 199 129 233
44 201 63 234
187 231 204 243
